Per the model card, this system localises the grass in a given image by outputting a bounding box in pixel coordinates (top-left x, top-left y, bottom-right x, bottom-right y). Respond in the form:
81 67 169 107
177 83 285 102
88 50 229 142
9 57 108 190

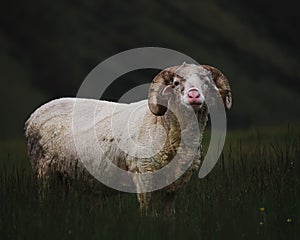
0 126 299 240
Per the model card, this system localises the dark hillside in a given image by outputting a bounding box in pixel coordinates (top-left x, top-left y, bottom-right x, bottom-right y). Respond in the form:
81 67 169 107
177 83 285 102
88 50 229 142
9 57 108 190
0 0 299 138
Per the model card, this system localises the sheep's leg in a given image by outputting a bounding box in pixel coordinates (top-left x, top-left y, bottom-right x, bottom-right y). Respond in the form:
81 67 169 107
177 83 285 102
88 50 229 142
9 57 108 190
132 169 153 215
137 192 152 214
164 192 176 216
34 159 52 200
36 175 48 203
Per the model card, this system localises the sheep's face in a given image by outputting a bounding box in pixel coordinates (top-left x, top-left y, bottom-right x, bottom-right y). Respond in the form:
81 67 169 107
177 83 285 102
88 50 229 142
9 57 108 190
162 66 216 112
148 63 232 116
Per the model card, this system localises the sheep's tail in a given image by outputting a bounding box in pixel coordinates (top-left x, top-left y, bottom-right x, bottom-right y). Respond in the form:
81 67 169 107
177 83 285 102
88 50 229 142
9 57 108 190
25 112 44 178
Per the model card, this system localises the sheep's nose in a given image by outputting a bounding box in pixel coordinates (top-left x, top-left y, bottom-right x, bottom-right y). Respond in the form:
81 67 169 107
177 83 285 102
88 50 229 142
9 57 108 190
187 89 200 99
187 89 202 105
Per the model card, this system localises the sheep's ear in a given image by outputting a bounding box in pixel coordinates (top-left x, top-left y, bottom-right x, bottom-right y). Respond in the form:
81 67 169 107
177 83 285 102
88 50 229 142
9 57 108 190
223 91 232 110
161 85 174 96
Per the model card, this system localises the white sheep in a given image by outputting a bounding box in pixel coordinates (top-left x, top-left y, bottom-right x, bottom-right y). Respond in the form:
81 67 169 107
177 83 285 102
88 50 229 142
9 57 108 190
25 63 232 214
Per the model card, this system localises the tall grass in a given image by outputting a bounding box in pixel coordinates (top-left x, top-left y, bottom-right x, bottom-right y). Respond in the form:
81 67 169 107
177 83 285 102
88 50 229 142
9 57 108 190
0 127 299 239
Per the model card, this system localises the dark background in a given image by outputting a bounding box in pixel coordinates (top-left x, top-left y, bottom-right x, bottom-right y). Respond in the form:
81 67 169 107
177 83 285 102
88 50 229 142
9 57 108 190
1 0 299 139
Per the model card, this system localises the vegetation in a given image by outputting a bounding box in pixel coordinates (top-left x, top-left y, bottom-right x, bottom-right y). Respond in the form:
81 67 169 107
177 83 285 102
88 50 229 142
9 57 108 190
0 126 299 239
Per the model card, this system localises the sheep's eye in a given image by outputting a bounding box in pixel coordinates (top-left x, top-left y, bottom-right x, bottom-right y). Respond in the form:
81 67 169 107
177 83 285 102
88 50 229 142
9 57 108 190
173 79 180 86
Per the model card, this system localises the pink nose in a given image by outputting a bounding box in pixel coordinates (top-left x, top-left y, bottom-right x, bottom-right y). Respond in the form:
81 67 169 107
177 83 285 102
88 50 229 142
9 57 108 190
188 90 200 99
187 89 202 105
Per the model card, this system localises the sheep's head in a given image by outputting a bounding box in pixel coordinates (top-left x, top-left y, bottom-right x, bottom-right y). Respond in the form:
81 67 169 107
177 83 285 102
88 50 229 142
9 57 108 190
148 63 232 116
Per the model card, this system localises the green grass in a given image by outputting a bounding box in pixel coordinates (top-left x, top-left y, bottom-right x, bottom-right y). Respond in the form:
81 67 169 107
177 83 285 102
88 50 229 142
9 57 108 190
0 126 299 240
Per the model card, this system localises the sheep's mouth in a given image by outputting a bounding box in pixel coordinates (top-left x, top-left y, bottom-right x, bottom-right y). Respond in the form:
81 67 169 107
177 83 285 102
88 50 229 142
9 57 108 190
190 103 202 111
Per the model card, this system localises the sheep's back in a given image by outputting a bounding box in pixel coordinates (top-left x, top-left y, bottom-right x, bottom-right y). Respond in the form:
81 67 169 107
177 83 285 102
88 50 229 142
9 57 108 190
25 98 127 178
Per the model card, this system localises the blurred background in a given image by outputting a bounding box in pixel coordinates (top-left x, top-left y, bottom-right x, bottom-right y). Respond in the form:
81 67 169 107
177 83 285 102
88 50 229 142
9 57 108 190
1 0 299 140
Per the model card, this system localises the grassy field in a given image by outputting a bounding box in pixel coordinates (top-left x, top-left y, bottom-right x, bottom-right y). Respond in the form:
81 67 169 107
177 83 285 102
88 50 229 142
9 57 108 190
0 126 299 240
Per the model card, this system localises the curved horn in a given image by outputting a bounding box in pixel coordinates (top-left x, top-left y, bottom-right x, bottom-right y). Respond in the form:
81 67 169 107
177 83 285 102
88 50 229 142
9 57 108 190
148 67 177 116
202 65 232 110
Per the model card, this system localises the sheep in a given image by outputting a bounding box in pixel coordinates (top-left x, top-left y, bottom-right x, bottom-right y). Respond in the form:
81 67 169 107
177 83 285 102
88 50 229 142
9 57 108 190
25 63 232 214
